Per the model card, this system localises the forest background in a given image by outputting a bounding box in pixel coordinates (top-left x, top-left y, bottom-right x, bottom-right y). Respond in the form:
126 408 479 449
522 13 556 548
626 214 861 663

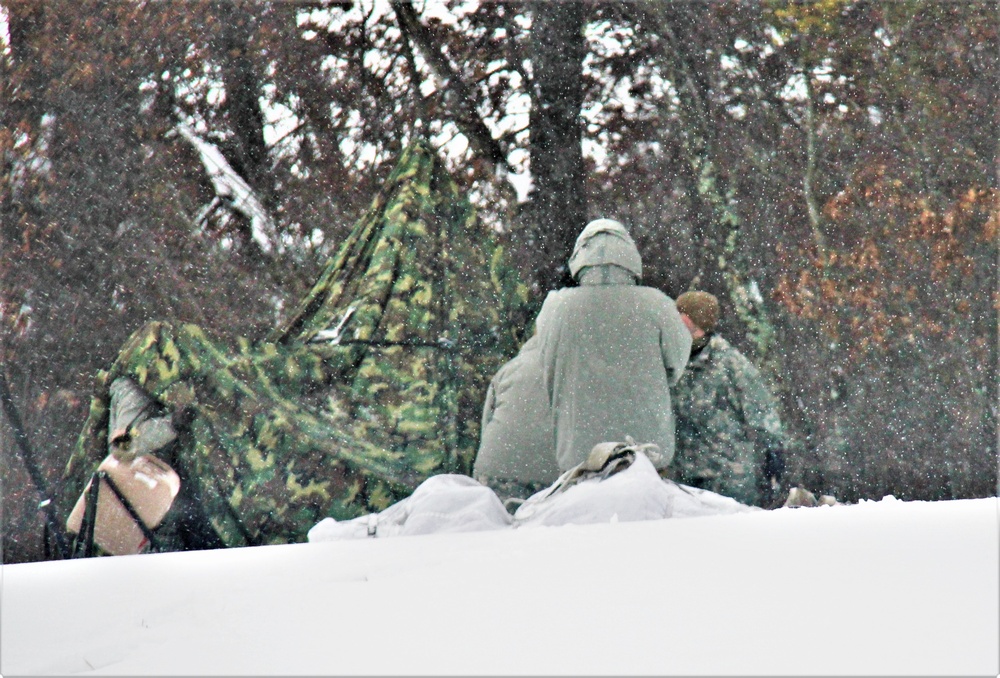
1 0 997 564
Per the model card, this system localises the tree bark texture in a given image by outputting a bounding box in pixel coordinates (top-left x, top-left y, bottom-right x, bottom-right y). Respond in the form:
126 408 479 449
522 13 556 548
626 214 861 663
528 2 587 292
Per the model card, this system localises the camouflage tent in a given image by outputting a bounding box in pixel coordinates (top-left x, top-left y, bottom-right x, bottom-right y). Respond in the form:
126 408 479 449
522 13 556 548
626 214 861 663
62 139 529 550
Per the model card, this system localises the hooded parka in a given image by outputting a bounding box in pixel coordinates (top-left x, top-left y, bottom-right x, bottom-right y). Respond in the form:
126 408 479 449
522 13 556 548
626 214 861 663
537 219 691 471
473 335 561 488
472 219 690 485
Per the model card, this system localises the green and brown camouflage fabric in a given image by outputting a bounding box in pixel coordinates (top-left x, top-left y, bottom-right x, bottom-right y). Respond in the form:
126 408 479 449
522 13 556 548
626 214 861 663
63 139 530 549
670 334 787 507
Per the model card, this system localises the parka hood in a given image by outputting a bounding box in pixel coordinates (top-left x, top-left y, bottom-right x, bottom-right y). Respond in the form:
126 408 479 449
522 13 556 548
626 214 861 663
568 218 643 281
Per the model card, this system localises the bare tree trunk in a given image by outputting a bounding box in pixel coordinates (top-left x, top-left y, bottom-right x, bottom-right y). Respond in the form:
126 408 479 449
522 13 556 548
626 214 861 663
208 2 273 262
214 4 268 194
527 1 587 292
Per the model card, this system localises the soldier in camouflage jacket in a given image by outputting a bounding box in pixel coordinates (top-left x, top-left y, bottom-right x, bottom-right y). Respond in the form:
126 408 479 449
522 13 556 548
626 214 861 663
670 291 787 507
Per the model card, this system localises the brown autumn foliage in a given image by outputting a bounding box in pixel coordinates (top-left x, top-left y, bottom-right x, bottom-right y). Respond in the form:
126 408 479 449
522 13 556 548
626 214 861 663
774 172 996 500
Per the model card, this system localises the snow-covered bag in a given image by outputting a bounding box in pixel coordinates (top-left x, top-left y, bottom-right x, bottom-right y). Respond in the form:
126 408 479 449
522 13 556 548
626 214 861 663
308 474 512 542
513 450 674 527
666 482 763 518
511 442 761 526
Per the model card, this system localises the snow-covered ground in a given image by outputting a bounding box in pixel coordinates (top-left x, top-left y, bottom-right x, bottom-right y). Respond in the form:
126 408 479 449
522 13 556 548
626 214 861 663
2 488 997 676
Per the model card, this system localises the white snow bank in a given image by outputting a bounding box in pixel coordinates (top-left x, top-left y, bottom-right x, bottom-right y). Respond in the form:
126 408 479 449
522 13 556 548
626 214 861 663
2 495 997 676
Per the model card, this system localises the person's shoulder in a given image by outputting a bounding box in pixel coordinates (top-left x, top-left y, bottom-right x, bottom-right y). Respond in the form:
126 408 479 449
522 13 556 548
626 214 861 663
711 335 742 360
536 287 575 321
542 287 581 306
710 334 734 352
635 285 672 300
712 336 761 375
545 285 623 307
632 285 681 309
538 288 569 306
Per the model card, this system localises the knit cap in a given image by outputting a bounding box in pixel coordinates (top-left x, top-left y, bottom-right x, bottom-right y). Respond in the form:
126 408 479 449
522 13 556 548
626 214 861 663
676 291 720 333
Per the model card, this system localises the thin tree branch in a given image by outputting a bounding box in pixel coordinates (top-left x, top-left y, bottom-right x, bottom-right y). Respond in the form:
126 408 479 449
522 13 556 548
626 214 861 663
803 71 828 251
395 0 429 125
631 2 713 152
389 0 507 167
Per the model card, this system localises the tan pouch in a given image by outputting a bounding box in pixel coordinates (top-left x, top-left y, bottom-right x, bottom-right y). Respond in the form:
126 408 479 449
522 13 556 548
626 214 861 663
67 454 181 556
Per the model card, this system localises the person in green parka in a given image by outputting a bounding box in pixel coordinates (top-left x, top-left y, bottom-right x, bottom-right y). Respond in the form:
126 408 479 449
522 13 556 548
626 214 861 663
474 219 690 502
473 334 559 506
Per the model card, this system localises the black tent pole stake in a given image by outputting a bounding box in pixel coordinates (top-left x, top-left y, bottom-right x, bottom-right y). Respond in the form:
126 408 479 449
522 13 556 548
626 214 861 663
0 372 70 559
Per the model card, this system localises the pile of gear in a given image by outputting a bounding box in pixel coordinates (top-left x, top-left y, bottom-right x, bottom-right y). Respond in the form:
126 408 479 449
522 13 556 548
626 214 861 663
308 439 761 542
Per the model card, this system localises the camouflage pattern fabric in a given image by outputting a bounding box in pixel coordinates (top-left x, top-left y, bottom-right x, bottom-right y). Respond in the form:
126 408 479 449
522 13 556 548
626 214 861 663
670 334 787 507
63 139 531 549
270 140 529 477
